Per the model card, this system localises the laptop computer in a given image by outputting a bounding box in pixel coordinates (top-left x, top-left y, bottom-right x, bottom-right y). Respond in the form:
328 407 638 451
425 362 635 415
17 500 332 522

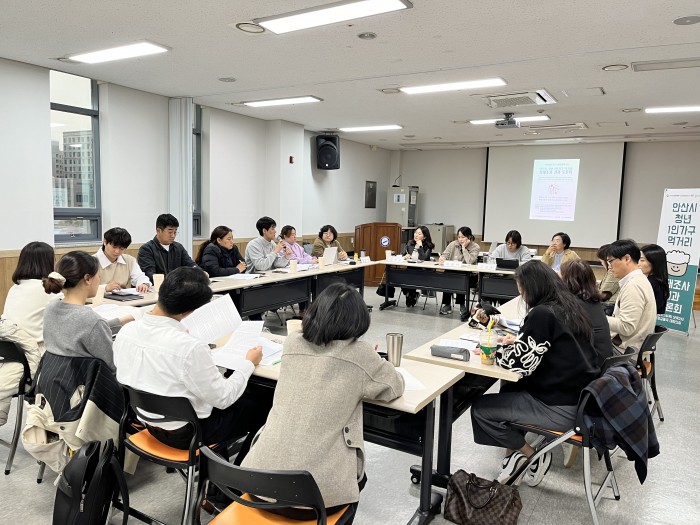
496 258 519 270
322 246 338 264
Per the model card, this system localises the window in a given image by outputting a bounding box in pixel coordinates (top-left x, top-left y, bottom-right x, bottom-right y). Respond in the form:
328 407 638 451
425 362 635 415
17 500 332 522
50 71 101 242
192 104 202 236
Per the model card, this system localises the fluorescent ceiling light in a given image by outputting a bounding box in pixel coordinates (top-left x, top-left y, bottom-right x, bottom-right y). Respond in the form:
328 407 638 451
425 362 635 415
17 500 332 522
632 57 700 72
645 106 700 114
469 115 550 125
243 96 322 107
400 78 506 95
69 42 167 64
254 0 412 34
339 125 403 132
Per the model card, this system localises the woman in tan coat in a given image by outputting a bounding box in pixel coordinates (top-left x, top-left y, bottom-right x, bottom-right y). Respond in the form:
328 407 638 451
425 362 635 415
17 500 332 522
541 232 580 272
438 226 480 316
242 283 404 521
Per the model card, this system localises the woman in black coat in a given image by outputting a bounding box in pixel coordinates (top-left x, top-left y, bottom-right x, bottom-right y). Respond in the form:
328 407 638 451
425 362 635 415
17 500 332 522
195 226 246 277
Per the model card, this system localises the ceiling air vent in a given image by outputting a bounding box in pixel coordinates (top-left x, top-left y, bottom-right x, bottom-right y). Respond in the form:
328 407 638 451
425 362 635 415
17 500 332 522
476 89 557 109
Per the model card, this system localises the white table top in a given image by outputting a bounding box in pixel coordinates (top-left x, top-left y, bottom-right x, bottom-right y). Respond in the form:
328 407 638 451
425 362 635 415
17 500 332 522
380 259 516 275
404 296 526 382
217 333 464 415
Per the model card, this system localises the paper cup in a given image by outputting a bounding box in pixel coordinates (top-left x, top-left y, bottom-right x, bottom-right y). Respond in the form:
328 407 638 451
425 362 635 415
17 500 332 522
93 284 106 306
290 260 298 272
153 273 165 292
385 250 392 261
287 319 302 333
318 257 326 268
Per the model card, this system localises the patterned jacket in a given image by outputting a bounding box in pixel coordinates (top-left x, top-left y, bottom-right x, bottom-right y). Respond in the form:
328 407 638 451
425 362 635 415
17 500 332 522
583 363 659 484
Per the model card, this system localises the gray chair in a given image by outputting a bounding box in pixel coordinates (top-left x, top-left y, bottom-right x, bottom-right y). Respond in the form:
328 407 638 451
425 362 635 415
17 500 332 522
0 340 31 475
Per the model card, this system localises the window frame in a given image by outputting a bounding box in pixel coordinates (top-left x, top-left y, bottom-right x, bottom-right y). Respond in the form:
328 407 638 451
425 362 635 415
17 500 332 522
51 78 102 244
192 104 202 236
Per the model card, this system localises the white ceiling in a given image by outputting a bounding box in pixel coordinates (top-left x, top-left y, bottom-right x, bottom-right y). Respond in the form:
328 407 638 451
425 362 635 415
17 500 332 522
3 0 700 149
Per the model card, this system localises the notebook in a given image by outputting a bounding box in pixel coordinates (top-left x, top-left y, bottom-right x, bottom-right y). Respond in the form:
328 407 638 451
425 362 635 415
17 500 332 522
495 258 519 270
322 246 338 264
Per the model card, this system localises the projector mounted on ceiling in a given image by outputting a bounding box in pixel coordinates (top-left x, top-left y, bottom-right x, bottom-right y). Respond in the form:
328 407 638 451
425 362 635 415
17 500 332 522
495 113 520 129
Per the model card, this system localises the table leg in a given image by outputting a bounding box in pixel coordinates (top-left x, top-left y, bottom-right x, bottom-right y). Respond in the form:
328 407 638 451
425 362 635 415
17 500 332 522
406 400 442 525
410 388 453 489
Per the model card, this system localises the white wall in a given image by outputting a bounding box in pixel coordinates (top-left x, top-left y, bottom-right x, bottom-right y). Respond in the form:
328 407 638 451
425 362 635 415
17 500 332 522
202 108 267 238
620 141 700 244
302 133 392 235
0 58 54 249
99 84 169 243
399 149 487 234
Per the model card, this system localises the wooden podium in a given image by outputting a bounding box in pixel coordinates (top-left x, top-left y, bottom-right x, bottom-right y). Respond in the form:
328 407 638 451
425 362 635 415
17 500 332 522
354 222 402 285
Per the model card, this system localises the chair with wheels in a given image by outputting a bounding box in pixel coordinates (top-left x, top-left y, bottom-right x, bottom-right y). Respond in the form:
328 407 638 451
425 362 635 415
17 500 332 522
0 340 32 475
118 386 210 525
635 325 668 421
199 446 357 525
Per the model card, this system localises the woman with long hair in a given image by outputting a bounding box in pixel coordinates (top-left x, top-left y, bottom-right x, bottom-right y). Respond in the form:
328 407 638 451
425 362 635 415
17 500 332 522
438 226 480 317
402 225 435 307
560 259 614 364
470 261 600 487
196 226 246 277
639 244 670 314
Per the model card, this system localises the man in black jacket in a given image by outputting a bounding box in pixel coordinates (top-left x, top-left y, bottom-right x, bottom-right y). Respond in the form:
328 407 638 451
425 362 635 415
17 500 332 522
138 214 203 281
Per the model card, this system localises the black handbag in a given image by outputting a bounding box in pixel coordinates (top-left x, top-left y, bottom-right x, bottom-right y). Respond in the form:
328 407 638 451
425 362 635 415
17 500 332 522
375 272 395 298
444 470 522 525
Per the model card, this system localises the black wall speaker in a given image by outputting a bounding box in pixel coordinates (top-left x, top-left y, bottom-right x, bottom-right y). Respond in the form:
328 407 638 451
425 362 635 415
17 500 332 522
316 135 340 170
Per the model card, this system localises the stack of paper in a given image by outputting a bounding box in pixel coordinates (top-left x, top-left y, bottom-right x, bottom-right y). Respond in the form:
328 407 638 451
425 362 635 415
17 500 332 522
181 294 242 342
439 338 478 351
212 321 283 369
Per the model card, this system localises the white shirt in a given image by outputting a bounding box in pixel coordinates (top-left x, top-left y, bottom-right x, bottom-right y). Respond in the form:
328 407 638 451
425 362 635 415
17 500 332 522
113 314 255 428
94 249 151 288
618 267 643 289
2 279 60 344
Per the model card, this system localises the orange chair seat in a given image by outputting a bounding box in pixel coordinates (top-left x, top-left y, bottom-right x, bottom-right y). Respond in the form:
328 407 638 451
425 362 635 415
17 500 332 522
637 361 652 377
127 429 196 462
519 424 583 445
211 494 349 525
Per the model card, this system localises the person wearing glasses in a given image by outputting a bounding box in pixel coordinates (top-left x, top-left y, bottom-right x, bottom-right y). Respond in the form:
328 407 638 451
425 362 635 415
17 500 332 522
541 232 580 272
596 244 620 304
605 239 656 351
490 230 532 262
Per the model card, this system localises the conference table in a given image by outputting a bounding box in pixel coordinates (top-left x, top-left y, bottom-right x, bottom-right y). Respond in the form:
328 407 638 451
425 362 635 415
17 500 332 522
377 259 519 310
218 332 464 525
403 296 525 488
97 260 377 317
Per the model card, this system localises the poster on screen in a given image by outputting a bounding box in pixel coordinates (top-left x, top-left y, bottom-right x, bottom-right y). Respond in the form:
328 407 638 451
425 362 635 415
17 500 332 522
529 159 580 221
655 188 700 333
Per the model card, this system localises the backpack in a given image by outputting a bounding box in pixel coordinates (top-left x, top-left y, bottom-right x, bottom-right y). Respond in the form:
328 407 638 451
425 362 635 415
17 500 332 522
52 439 129 525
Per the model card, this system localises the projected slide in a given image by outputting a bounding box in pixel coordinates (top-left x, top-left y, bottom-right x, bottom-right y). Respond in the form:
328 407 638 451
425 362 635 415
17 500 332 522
529 159 580 221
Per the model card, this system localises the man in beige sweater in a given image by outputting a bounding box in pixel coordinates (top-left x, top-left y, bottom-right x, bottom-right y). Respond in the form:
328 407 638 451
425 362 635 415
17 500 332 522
605 239 656 350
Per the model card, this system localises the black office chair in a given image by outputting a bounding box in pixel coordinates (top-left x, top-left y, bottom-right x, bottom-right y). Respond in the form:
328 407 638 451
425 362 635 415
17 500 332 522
635 325 668 421
118 386 206 525
0 340 32 475
198 446 357 525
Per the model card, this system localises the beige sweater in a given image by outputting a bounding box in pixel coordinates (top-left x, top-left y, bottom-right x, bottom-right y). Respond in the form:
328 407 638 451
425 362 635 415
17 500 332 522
242 332 405 508
607 270 657 350
441 239 480 264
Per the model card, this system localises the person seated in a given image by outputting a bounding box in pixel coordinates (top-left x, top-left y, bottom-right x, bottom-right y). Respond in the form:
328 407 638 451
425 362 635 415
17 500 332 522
0 319 40 429
639 244 670 314
470 261 600 487
312 225 348 261
402 226 435 307
438 226 480 317
490 230 532 262
245 216 291 273
138 213 202 281
2 241 60 352
560 259 614 365
541 232 580 272
605 239 656 351
42 251 134 372
114 267 266 462
95 227 151 293
196 226 247 277
281 225 317 317
596 244 620 304
242 283 404 522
